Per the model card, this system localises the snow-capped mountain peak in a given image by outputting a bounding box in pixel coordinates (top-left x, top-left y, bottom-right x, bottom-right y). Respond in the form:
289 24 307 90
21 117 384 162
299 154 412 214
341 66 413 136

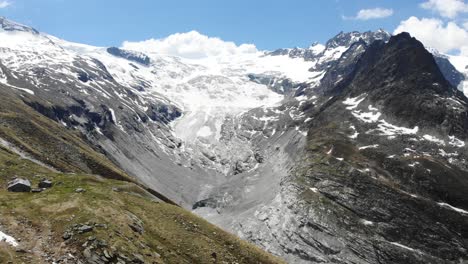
0 17 39 34
325 29 391 49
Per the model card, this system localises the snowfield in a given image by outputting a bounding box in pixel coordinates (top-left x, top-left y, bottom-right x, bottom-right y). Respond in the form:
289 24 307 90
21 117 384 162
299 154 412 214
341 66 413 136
48 31 326 145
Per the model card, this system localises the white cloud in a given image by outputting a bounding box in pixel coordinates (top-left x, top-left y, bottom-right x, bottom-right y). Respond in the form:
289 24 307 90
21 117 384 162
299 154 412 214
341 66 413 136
122 30 258 59
461 46 468 56
0 1 11 8
463 20 468 30
420 0 468 18
343 8 394 20
394 16 468 54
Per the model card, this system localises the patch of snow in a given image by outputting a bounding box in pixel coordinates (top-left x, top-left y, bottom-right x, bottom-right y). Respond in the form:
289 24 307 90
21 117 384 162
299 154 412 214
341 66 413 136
197 126 213 137
439 149 458 157
438 202 468 214
448 136 465 147
343 94 366 110
95 127 104 135
0 231 18 247
358 144 379 150
375 120 418 136
309 43 326 54
11 85 34 95
389 242 416 252
368 105 378 111
361 219 374 226
349 131 359 139
108 108 125 132
295 95 308 101
352 111 381 123
349 125 359 139
422 135 445 146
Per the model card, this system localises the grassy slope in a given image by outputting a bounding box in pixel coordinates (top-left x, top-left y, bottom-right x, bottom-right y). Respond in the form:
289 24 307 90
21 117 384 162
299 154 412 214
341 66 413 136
0 88 130 181
0 146 284 264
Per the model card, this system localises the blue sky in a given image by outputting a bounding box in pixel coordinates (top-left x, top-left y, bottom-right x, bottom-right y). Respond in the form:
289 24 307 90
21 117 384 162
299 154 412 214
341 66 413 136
0 0 467 53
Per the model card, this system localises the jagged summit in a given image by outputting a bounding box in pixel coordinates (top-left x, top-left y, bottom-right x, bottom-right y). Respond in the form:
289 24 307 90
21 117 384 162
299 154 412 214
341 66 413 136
268 29 391 61
324 32 468 138
325 29 390 49
0 16 39 34
349 32 457 94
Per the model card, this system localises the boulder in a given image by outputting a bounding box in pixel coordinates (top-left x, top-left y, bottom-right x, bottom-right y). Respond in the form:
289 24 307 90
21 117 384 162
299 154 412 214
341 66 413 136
78 225 93 234
7 178 31 192
38 179 53 188
75 188 86 193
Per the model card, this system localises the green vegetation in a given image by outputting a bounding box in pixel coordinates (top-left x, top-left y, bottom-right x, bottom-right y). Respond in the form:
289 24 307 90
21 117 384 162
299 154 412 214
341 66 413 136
0 89 130 181
0 146 284 263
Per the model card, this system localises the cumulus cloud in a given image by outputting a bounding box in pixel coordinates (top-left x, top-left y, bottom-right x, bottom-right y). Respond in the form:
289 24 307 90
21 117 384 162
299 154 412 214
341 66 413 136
394 16 468 54
463 20 468 30
461 46 468 56
0 1 11 8
420 0 468 18
122 31 258 59
343 8 394 20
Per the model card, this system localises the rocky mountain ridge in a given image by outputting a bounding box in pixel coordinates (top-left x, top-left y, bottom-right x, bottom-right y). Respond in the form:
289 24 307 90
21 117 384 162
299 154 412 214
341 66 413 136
192 32 468 263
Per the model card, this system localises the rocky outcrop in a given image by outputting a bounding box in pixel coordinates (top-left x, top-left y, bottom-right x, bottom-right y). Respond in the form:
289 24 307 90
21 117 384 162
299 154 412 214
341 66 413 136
38 179 53 188
107 47 151 66
7 178 31 192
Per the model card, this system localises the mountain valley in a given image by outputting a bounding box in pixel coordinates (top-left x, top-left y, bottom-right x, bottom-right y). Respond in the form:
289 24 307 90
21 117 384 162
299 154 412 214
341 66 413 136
0 17 467 263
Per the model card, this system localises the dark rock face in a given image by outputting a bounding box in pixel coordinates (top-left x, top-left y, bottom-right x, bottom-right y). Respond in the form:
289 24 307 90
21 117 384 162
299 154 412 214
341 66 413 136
247 74 297 94
286 33 468 263
38 179 53 188
107 47 151 66
145 103 181 124
318 40 368 92
328 32 468 139
192 197 218 210
7 178 31 192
